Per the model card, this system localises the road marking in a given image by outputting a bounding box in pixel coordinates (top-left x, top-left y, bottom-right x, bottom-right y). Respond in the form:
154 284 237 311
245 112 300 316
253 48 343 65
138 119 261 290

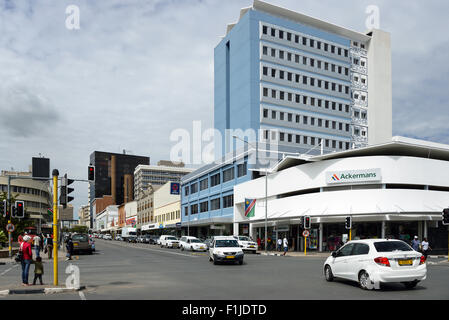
98 240 199 258
0 264 18 276
79 291 87 300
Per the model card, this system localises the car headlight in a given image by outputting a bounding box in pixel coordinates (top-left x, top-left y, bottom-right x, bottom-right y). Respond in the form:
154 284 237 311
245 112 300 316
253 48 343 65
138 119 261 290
216 251 225 256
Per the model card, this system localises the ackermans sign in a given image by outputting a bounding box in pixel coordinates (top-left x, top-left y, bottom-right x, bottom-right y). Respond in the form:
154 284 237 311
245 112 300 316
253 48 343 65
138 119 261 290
326 168 381 185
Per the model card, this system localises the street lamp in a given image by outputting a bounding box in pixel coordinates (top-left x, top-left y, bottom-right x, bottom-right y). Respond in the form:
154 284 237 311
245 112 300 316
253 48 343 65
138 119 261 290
232 136 271 254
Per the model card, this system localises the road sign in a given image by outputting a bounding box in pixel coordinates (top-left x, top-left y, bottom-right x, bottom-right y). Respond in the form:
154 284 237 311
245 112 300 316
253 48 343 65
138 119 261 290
302 230 310 237
6 223 15 233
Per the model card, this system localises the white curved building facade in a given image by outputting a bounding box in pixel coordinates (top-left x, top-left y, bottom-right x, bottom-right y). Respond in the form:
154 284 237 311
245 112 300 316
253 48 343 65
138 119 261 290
234 137 449 253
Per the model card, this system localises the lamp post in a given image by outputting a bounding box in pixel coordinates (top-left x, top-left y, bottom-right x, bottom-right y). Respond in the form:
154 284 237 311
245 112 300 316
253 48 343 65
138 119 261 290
232 136 271 254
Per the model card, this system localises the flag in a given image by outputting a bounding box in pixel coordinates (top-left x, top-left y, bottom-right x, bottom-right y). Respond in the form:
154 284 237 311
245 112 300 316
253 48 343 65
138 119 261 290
244 199 256 218
47 209 53 216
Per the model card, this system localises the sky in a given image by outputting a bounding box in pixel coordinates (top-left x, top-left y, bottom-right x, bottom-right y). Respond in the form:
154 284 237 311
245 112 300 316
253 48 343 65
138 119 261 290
0 0 448 219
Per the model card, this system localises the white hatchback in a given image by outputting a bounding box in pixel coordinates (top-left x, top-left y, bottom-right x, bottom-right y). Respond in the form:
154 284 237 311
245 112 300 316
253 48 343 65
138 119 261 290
323 239 427 290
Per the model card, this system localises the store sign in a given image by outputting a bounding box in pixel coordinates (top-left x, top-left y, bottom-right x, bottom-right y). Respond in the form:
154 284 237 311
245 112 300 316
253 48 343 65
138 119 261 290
170 182 180 195
126 217 137 227
326 168 381 184
210 225 226 230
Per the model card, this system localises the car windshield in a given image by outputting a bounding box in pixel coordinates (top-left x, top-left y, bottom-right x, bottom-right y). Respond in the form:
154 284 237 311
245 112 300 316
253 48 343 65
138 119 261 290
129 232 137 236
167 237 177 240
215 240 239 248
238 236 250 241
72 235 88 242
374 241 413 252
191 239 202 243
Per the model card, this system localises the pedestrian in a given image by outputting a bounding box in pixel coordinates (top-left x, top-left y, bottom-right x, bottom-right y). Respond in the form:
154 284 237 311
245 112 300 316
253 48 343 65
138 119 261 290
277 237 282 252
21 235 33 286
421 238 431 260
33 234 41 258
282 236 288 256
46 234 53 259
257 237 261 249
32 256 44 285
411 236 420 251
65 236 73 261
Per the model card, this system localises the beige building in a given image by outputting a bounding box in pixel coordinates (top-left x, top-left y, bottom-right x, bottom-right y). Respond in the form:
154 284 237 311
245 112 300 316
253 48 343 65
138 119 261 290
78 205 90 227
152 182 181 235
137 184 162 230
0 170 52 226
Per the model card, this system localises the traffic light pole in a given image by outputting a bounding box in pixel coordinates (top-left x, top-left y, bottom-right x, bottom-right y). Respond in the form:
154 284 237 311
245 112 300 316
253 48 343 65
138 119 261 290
52 170 59 286
7 176 11 258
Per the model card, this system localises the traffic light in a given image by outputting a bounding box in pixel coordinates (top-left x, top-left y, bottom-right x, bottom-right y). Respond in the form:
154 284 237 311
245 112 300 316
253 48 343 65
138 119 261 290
345 216 352 229
88 165 95 182
60 173 75 209
304 216 311 229
13 201 25 218
442 208 449 225
1 200 7 218
300 216 304 226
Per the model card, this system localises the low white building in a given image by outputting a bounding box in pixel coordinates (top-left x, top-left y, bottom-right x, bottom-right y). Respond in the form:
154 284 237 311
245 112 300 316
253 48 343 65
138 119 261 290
234 137 449 253
95 205 119 233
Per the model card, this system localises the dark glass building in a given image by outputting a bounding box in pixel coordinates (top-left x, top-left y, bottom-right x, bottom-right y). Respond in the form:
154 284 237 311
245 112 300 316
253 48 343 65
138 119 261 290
89 151 150 227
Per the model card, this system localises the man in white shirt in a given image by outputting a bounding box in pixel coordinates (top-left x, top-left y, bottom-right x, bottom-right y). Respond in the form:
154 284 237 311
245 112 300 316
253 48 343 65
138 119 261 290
283 237 288 256
277 238 282 252
421 238 431 259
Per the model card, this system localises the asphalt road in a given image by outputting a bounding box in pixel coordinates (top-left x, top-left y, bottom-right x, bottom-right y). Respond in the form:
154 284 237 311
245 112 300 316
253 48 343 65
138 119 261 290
1 239 449 300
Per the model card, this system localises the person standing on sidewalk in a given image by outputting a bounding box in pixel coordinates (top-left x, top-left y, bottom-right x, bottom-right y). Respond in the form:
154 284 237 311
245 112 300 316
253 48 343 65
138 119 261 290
277 237 282 252
46 234 53 259
411 236 420 251
33 235 41 258
65 236 74 261
32 256 44 285
282 236 288 256
21 235 33 286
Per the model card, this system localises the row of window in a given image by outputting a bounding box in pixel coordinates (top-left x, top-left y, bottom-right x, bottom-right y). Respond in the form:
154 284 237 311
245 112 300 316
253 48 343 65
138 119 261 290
262 86 350 114
262 130 351 150
262 45 350 78
184 163 247 196
263 108 351 133
184 194 234 215
262 24 349 59
155 210 181 223
0 185 50 198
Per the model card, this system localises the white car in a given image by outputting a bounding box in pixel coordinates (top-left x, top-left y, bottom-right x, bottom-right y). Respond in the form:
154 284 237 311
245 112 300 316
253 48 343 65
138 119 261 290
209 236 244 265
179 236 207 252
323 239 427 290
233 235 258 253
103 234 112 240
159 235 180 248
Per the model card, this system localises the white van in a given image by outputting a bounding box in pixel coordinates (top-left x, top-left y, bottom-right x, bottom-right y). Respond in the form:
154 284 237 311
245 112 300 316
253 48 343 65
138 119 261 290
159 235 180 248
179 236 207 252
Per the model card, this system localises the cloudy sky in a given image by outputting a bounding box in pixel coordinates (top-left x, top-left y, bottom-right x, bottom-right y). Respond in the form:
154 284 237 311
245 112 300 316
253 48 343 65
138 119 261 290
1 0 448 219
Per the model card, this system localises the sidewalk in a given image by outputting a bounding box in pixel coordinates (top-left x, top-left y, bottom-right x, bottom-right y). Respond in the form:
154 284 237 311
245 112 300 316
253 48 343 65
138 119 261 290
0 246 67 265
258 250 330 258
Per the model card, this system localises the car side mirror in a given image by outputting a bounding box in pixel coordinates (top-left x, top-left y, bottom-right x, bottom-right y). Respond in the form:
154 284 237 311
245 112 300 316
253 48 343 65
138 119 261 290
331 251 337 258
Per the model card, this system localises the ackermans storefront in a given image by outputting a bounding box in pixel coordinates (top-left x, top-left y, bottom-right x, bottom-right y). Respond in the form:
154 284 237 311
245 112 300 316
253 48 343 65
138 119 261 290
233 137 449 254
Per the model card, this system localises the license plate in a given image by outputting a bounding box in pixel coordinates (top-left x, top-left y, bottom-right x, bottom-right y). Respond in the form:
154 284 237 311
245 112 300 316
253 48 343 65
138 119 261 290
200 247 204 249
249 246 255 248
226 256 235 259
73 243 78 246
398 259 413 266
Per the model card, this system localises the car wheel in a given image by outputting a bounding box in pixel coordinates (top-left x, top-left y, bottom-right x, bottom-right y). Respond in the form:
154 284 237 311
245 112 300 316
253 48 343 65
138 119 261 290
324 265 334 282
181 246 184 251
209 255 213 262
403 281 419 289
358 271 372 290
213 256 218 265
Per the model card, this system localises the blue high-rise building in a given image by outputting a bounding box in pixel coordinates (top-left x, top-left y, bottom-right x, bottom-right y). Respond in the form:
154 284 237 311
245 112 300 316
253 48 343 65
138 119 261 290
181 0 392 238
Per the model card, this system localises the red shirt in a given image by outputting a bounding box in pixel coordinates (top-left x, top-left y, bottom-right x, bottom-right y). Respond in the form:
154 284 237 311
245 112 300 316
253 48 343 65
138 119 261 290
22 242 33 260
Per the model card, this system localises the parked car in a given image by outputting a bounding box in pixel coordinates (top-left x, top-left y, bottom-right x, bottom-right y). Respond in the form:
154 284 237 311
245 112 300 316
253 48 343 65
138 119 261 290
127 235 138 243
323 239 427 290
179 236 207 251
209 236 244 265
103 234 112 240
71 233 93 255
115 235 123 241
136 235 145 243
141 235 152 244
159 235 180 248
233 235 258 253
149 236 159 245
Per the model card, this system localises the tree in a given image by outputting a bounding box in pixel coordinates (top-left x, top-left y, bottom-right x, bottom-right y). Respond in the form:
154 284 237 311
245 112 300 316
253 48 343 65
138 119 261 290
71 225 88 234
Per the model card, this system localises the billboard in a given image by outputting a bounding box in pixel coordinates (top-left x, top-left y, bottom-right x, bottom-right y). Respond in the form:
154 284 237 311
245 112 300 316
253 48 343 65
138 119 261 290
32 157 50 178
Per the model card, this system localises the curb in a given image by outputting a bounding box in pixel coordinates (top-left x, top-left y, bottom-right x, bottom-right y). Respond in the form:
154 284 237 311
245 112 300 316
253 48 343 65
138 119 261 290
0 286 86 296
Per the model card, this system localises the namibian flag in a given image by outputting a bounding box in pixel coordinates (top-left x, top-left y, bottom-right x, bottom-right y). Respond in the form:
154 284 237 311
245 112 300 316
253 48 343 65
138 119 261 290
244 199 256 218
47 208 53 216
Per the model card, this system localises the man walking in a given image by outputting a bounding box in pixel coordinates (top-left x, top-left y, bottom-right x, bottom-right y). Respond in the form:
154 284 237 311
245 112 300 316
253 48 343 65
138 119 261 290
282 236 288 256
277 237 282 252
46 234 53 259
65 236 74 261
421 238 431 259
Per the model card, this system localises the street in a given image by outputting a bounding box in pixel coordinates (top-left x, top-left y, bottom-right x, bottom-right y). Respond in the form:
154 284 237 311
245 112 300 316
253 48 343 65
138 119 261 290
1 239 448 300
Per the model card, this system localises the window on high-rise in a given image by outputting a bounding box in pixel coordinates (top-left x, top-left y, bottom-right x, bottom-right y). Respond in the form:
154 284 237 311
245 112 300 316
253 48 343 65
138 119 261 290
279 30 284 39
302 37 307 46
280 112 284 120
263 109 268 118
210 173 220 187
223 194 233 208
237 162 247 178
262 26 268 34
287 32 291 41
271 28 276 37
